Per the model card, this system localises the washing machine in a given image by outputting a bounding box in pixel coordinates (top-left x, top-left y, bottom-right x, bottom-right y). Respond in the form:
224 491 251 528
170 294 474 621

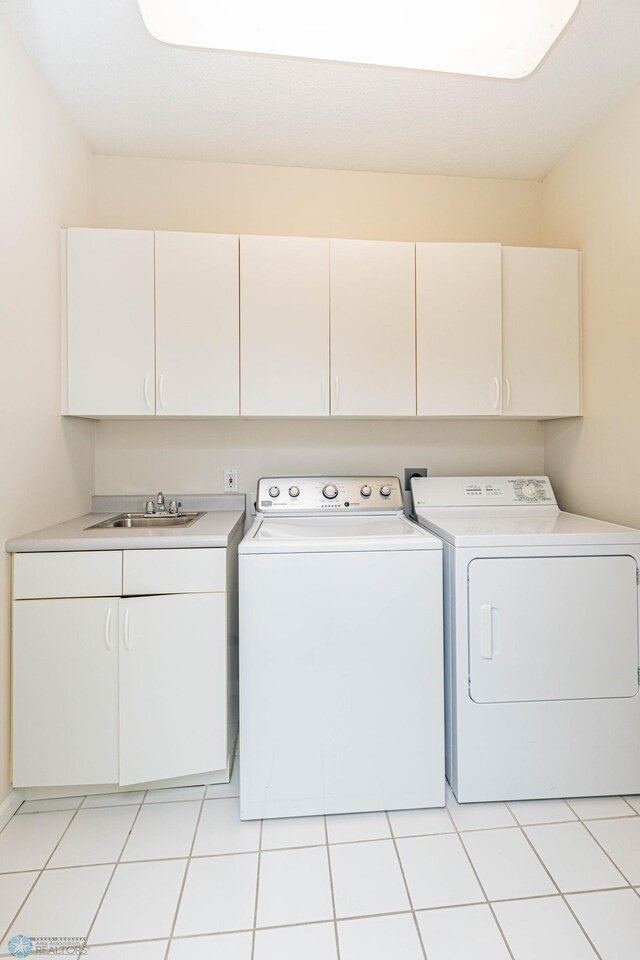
411 475 640 802
239 476 443 820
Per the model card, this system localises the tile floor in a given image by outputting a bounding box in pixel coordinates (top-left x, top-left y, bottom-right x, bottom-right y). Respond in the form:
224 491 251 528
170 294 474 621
1 760 640 959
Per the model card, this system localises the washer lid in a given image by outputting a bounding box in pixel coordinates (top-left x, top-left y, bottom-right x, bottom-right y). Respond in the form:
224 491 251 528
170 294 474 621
240 514 442 553
413 509 640 547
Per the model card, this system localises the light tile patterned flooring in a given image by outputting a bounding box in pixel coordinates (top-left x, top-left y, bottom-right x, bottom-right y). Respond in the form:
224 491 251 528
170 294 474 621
2 759 640 959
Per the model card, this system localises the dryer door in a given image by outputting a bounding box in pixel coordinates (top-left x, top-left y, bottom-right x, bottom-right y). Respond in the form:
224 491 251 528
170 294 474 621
468 555 639 704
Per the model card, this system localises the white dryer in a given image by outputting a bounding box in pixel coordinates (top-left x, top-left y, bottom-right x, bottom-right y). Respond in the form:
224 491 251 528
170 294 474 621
411 475 640 803
239 476 443 820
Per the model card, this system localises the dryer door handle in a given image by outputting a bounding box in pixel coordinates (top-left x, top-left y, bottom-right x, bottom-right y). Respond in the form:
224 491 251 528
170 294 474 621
480 604 494 659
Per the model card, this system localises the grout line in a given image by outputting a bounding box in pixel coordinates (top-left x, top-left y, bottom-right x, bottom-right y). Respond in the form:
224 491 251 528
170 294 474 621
249 819 264 960
576 819 636 887
83 790 148 948
0 800 86 944
1 815 638 872
564 796 638 822
505 801 605 960
4 788 640 953
324 814 341 960
385 810 429 960
620 796 640 816
163 784 212 960
526 796 638 888
444 800 517 960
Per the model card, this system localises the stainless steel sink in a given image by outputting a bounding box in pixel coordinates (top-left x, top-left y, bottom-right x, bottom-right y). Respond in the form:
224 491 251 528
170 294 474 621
86 512 204 530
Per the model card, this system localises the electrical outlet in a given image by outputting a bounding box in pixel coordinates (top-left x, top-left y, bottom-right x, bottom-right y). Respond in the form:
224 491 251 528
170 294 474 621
223 468 238 492
404 467 428 491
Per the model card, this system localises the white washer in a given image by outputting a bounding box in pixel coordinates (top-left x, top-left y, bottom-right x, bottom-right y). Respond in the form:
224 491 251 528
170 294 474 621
239 476 443 820
411 475 640 803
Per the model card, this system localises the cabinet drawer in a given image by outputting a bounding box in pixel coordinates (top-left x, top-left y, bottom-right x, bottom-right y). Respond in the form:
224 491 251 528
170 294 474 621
123 548 226 595
13 551 122 600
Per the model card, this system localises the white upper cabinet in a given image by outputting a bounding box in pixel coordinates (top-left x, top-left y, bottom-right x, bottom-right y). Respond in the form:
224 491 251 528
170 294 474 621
63 229 581 421
502 247 581 418
330 240 416 416
416 243 503 416
240 235 330 416
66 229 155 416
155 232 239 416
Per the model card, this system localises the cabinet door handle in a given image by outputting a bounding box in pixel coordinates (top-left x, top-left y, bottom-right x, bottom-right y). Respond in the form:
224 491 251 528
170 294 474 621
104 607 113 651
333 375 340 412
123 608 131 652
143 374 151 411
320 377 326 412
480 604 494 659
158 373 165 410
492 376 500 410
504 377 511 410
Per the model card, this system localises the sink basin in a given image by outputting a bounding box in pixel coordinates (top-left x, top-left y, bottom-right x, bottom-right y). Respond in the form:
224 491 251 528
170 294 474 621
86 512 204 530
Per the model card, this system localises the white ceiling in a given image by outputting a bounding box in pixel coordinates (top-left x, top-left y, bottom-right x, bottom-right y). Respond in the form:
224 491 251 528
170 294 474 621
3 0 640 180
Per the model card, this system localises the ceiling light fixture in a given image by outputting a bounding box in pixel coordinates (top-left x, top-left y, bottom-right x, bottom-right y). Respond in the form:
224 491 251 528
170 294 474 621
136 0 581 79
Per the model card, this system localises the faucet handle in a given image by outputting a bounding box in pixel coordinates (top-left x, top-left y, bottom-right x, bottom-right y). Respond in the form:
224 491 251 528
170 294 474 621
169 500 179 515
145 500 155 515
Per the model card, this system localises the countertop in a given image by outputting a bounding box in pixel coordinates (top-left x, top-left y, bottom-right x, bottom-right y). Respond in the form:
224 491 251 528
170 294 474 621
6 493 246 553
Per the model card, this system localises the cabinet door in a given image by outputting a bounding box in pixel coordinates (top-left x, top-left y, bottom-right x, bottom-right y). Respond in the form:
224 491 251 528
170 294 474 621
502 247 581 417
416 243 502 416
66 229 155 416
330 240 416 416
119 593 227 785
155 232 239 415
13 598 119 786
240 236 330 416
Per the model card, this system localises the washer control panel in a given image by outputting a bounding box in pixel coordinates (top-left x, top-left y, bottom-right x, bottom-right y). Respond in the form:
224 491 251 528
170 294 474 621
256 477 404 514
412 476 557 508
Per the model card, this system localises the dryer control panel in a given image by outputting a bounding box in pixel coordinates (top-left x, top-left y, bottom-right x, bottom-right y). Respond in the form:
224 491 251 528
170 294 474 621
256 477 404 515
411 476 557 508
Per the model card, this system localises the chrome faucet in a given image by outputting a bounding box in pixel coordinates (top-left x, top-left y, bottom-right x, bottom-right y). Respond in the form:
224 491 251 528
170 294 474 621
144 492 168 516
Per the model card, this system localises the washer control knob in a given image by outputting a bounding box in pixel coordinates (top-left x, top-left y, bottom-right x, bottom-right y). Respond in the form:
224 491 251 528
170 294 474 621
360 484 372 497
521 481 538 499
380 484 392 497
268 486 280 498
322 483 339 500
289 485 300 498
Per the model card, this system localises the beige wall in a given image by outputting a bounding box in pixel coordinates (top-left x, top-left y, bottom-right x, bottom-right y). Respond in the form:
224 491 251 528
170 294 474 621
93 155 541 243
0 17 95 803
542 80 640 526
96 419 544 499
93 156 545 498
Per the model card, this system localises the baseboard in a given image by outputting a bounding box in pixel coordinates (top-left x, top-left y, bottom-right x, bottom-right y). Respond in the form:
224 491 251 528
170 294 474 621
0 788 24 830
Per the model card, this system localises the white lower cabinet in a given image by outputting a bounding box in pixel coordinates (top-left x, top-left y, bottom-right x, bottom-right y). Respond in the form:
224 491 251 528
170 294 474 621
12 549 233 789
119 593 227 785
12 598 119 787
